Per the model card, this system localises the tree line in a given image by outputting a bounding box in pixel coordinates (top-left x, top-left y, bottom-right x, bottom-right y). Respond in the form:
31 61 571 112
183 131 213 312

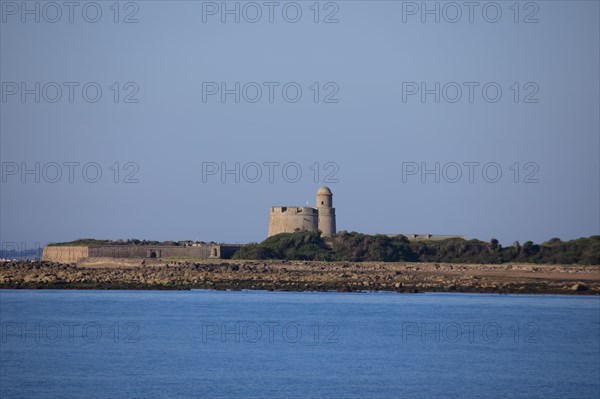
232 231 600 264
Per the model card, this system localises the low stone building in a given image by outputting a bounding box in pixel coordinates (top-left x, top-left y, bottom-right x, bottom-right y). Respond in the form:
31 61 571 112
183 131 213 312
384 234 467 242
42 243 242 264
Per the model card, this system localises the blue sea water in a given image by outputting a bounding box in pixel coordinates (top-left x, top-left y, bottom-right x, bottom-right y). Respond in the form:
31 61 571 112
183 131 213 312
0 290 598 399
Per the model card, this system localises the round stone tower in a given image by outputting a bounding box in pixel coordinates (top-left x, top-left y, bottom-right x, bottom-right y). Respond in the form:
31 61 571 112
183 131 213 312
316 186 336 237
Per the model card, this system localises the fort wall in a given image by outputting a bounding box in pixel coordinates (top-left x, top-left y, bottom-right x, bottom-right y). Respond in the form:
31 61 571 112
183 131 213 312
43 243 242 262
268 206 318 237
42 246 89 263
87 245 214 259
76 257 152 268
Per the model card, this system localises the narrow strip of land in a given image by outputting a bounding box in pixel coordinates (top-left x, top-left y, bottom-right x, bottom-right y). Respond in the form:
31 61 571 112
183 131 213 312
0 260 598 294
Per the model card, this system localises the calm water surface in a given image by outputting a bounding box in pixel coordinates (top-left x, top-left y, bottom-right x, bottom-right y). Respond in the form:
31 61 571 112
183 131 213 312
1 290 599 399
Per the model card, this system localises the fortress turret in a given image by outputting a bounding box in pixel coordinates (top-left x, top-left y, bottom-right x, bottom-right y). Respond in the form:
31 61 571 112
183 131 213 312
316 186 336 237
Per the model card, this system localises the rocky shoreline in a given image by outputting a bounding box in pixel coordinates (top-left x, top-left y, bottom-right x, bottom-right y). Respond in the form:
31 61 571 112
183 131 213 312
0 260 598 295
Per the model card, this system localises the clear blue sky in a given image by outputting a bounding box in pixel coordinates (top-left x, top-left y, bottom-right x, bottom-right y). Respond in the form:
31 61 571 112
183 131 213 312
1 0 599 247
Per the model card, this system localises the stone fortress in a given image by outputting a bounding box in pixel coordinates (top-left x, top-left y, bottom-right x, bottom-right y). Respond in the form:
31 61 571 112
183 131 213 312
266 186 465 241
42 186 464 264
268 186 336 237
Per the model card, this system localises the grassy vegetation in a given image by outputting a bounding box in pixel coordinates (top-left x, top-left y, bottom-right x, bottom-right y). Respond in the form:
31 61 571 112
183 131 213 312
47 239 116 246
233 231 600 265
47 239 213 246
